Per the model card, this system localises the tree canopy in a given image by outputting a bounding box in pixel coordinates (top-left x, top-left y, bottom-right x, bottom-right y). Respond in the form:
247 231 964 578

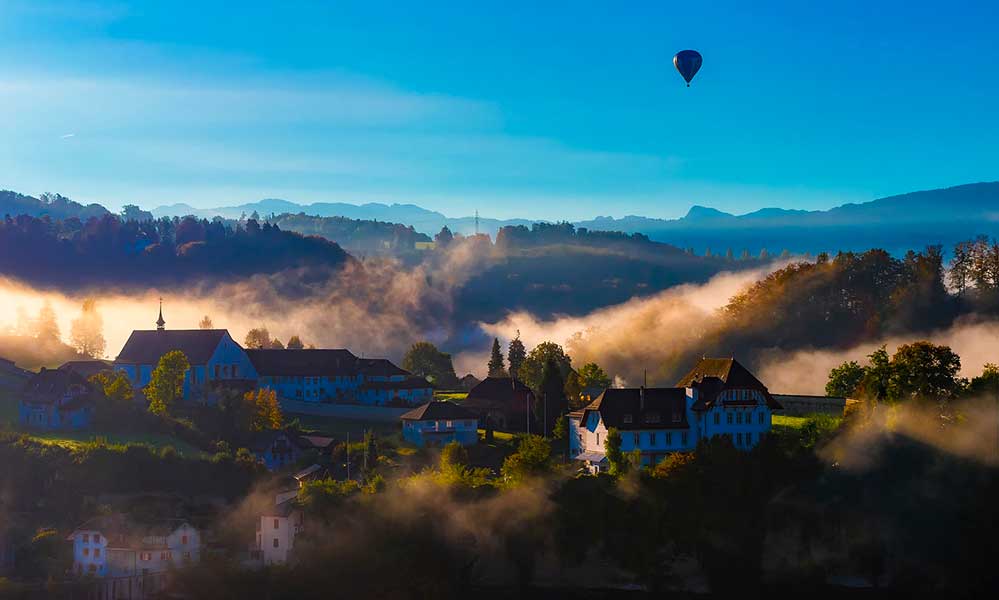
402 341 458 388
144 350 190 416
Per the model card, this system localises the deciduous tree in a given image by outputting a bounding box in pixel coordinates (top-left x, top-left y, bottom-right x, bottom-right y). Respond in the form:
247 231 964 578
402 341 458 388
145 350 189 416
69 298 106 358
244 327 271 349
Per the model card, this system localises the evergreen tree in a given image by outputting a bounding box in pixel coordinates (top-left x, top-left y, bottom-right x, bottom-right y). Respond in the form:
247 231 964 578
605 428 627 476
536 357 567 437
507 332 527 379
488 338 506 377
198 315 214 329
286 335 305 349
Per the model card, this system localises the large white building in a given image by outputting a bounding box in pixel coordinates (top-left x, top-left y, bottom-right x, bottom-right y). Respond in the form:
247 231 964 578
67 514 200 598
569 358 782 472
256 490 304 565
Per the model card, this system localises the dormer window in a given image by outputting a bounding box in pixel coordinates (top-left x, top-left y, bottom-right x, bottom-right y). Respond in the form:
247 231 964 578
672 409 682 423
623 414 633 424
644 412 661 424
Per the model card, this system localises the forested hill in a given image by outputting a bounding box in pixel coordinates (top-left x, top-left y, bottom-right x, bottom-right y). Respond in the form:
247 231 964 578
0 190 111 221
270 213 431 256
0 214 353 288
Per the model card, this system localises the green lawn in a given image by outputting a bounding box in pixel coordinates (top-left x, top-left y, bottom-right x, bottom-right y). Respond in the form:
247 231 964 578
772 414 810 429
434 392 468 402
25 430 204 456
287 413 399 440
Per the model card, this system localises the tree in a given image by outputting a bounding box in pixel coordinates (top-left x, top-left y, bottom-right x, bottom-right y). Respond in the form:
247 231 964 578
488 338 506 377
245 388 282 431
244 327 271 349
144 351 189 416
507 333 527 379
518 341 572 394
501 435 553 485
69 298 106 358
563 371 583 409
363 431 378 473
434 226 454 247
402 341 458 388
270 338 285 350
286 335 305 350
90 371 134 404
887 341 962 404
198 315 214 329
537 358 567 436
35 302 60 343
440 439 469 470
966 363 999 400
605 428 627 476
826 361 866 397
577 362 612 392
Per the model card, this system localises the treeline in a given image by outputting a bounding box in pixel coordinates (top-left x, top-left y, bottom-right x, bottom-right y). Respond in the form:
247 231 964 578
0 213 352 287
273 212 431 255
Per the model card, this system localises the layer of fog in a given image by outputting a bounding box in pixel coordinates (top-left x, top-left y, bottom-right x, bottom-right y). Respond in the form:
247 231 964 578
758 317 999 395
0 239 492 363
471 262 790 384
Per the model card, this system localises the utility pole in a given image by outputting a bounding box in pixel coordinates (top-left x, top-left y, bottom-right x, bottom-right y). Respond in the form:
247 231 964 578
346 431 350 481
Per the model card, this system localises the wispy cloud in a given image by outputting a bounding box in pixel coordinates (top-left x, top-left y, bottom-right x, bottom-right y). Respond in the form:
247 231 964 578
60 133 75 139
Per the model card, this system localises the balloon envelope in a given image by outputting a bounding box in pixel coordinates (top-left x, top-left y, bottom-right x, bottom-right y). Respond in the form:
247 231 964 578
673 50 702 86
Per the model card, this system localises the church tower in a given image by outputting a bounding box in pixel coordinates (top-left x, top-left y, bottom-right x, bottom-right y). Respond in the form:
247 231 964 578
156 298 166 331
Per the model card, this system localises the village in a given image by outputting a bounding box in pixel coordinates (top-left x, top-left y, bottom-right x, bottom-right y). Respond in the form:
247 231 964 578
0 302 854 598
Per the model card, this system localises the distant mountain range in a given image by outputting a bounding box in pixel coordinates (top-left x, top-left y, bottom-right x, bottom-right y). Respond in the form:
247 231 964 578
5 182 998 256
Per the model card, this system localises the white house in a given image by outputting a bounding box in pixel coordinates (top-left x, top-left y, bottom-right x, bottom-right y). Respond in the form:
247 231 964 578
67 514 200 598
400 401 478 447
114 307 257 402
256 491 304 565
569 357 782 472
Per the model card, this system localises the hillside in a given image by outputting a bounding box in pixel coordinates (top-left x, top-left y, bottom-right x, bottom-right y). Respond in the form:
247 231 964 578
1 190 111 221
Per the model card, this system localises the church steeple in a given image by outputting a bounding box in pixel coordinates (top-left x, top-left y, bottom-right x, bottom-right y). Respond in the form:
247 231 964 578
156 298 166 331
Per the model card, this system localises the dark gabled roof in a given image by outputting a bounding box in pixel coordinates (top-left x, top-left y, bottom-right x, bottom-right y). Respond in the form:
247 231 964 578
69 514 193 549
357 358 410 378
58 360 113 378
579 388 689 431
20 369 97 408
297 435 335 450
115 329 229 365
361 377 432 391
247 349 358 376
251 430 335 453
675 357 781 410
464 377 534 406
400 401 476 421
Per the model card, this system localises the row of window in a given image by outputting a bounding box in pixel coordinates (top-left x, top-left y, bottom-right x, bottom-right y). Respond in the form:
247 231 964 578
82 547 101 558
713 410 766 426
630 431 689 447
406 420 474 429
265 375 359 385
621 410 682 424
722 389 764 403
81 533 101 544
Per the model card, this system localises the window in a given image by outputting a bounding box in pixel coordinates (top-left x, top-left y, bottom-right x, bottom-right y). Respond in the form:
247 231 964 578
140 552 151 561
758 412 764 424
83 534 90 543
161 551 170 560
446 420 453 428
232 365 238 377
274 519 280 529
633 432 640 446
223 365 230 378
665 432 672 445
183 551 191 560
736 412 743 424
681 431 688 445
644 412 661 423
94 549 100 558
273 538 279 548
181 535 188 545
88 564 96 573
93 534 100 543
650 432 656 445
622 414 633 424
596 433 601 446
672 409 682 423
713 413 720 425
737 432 743 446
83 548 89 557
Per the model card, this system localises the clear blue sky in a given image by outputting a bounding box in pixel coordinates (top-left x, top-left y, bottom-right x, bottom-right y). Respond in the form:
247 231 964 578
1 0 997 220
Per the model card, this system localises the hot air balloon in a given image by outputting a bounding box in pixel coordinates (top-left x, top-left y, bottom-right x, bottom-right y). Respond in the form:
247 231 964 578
673 49 702 87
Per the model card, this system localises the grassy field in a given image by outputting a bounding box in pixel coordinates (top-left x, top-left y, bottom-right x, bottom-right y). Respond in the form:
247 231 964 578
434 391 468 402
25 430 204 456
287 412 400 440
772 414 810 429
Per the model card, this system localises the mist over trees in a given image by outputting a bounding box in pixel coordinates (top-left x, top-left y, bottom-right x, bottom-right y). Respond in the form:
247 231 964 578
69 298 106 358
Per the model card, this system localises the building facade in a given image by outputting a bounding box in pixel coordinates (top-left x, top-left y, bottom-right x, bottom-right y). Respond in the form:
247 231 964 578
18 368 96 431
569 358 782 471
400 401 478 447
256 491 303 565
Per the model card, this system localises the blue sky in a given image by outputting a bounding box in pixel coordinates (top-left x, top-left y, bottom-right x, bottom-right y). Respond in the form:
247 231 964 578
1 0 997 220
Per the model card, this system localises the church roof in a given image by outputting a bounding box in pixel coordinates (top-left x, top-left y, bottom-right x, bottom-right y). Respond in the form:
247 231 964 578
247 349 359 376
115 329 228 365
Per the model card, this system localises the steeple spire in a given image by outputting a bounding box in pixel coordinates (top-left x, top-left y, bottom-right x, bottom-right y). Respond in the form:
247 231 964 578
156 298 166 331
